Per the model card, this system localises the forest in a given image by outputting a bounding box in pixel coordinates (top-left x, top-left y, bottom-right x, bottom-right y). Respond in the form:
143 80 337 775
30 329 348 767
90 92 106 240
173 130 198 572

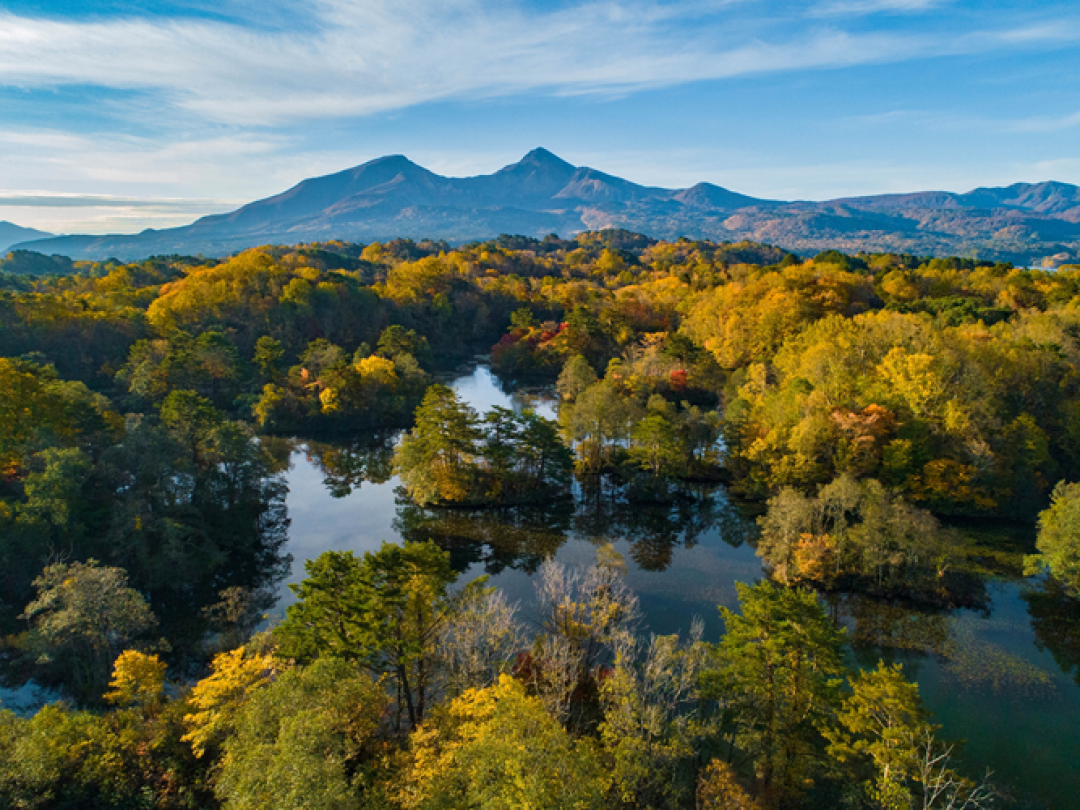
2 230 1080 808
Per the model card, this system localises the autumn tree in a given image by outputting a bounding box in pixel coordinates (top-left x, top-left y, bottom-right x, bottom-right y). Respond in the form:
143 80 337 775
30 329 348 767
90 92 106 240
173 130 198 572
398 675 606 810
395 385 483 505
213 659 389 810
825 661 934 808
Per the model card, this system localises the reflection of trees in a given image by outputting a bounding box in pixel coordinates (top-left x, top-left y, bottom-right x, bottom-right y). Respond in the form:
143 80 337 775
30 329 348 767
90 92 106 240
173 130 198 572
394 482 757 576
1023 577 1080 686
299 434 397 497
574 481 753 572
394 499 573 575
827 593 951 668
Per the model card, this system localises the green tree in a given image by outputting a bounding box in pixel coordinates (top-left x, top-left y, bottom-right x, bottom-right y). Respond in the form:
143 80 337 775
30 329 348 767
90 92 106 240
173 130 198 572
16 560 159 705
705 581 846 808
253 336 285 382
276 541 480 729
377 324 431 366
395 385 483 505
159 389 222 466
560 377 639 473
825 661 933 808
557 354 598 401
214 659 389 810
627 397 686 478
1026 480 1080 596
516 409 574 493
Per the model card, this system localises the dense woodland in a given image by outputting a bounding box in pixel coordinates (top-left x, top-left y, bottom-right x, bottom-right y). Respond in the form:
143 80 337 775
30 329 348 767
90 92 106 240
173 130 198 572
2 231 1080 808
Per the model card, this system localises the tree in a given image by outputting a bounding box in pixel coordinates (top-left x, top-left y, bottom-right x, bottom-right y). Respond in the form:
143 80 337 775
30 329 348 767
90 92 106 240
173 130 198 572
825 661 934 807
599 622 711 808
159 389 222 466
105 650 167 712
627 402 685 479
557 354 598 401
705 581 846 808
436 586 521 697
1026 480 1080 596
377 324 431 366
560 377 639 473
528 545 640 730
697 759 764 810
183 645 281 759
395 385 483 505
398 675 606 810
214 659 389 810
515 409 574 493
276 541 481 729
15 560 158 705
253 336 284 382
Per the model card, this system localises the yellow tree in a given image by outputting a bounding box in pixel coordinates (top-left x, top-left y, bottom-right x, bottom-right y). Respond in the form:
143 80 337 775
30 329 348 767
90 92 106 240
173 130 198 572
398 675 606 810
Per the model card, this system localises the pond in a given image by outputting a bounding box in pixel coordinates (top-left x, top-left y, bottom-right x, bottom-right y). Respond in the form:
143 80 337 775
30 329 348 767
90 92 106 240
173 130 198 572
275 364 1080 808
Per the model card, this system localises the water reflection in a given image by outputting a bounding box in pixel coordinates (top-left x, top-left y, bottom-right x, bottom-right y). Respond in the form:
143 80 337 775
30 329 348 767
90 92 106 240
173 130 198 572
394 482 753 578
300 434 397 497
1023 577 1080 687
395 500 571 575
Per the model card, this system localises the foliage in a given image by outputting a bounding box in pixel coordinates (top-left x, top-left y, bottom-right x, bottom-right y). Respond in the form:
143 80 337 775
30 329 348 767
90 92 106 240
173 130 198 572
276 541 482 728
214 659 390 810
395 385 572 506
183 644 281 759
1026 479 1080 596
397 674 606 810
756 474 968 601
704 580 846 808
697 759 764 810
12 559 159 706
825 661 934 805
105 650 168 710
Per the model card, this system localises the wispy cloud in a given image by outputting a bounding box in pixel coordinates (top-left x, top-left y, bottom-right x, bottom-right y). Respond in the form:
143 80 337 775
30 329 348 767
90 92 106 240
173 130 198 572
0 193 238 209
809 0 944 17
0 0 1075 125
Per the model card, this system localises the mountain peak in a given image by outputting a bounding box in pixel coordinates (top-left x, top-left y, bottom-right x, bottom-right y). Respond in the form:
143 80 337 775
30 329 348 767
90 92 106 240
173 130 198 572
354 154 420 171
517 147 575 170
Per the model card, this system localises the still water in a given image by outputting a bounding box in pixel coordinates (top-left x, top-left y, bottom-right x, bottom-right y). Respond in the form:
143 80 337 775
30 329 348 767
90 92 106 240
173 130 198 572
278 365 1079 809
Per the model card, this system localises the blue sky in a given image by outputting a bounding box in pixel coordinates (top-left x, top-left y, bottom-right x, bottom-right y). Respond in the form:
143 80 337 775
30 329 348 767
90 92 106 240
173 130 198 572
2 0 1080 234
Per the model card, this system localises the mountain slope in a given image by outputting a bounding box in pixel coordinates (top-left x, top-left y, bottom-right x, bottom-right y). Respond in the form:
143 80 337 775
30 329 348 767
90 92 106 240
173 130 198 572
0 221 54 254
12 152 1080 265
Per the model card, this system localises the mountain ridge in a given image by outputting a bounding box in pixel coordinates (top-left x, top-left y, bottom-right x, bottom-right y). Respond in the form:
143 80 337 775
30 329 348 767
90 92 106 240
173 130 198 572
0 221 54 254
12 150 1080 264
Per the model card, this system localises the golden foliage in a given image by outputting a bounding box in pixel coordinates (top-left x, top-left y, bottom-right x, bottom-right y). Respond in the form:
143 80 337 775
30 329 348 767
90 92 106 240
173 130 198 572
105 650 167 709
182 647 280 758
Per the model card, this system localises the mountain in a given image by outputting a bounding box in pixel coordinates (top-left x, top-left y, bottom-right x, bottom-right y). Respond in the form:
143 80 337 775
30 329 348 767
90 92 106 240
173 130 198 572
12 150 1080 265
0 221 53 254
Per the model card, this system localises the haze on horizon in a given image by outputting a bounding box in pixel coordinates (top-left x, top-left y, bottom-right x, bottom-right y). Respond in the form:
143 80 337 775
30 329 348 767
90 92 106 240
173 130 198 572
3 0 1080 235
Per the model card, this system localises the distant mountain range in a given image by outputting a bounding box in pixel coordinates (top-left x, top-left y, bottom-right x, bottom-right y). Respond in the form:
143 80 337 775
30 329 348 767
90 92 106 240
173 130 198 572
10 149 1080 264
0 221 53 254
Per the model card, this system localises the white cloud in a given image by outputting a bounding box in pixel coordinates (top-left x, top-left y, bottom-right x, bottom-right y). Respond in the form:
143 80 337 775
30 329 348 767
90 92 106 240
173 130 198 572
809 0 944 17
0 0 1075 125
